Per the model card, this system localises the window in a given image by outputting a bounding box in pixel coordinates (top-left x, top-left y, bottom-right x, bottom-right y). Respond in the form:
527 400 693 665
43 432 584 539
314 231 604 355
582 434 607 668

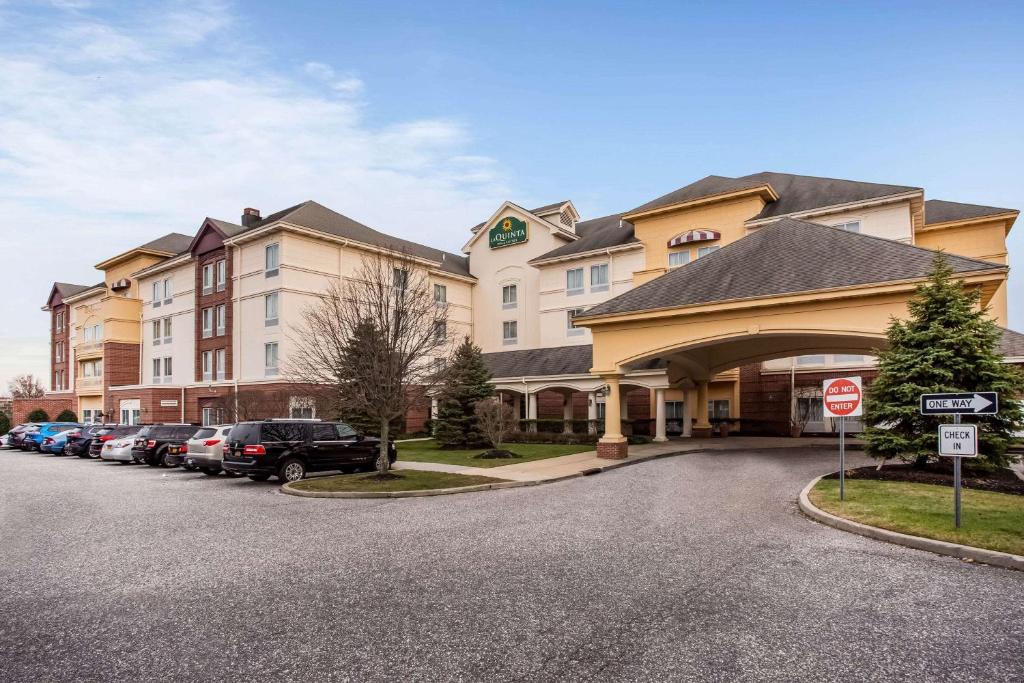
832 221 861 233
566 268 583 295
56 312 64 331
312 424 336 441
502 321 518 345
215 349 225 380
201 407 224 427
202 264 214 294
265 342 279 376
434 284 447 305
833 354 868 364
82 409 93 423
264 293 278 327
434 321 446 342
697 245 720 258
707 400 730 421
55 341 63 362
163 277 173 304
163 356 172 383
797 397 824 425
392 268 408 292
265 243 280 277
567 308 585 336
668 250 690 268
502 284 518 309
152 320 161 345
336 423 357 439
796 355 826 366
666 401 684 419
152 358 162 382
590 263 609 292
290 397 316 420
153 281 163 307
162 317 171 343
82 359 102 377
216 260 226 291
216 304 226 335
202 351 213 381
202 308 213 338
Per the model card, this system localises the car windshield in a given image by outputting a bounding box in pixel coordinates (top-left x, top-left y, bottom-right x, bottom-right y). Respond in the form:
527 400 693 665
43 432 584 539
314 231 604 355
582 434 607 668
135 425 154 438
192 428 217 440
114 426 141 436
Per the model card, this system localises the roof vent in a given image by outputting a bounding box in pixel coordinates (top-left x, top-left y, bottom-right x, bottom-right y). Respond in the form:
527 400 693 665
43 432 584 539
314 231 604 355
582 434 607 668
241 207 261 228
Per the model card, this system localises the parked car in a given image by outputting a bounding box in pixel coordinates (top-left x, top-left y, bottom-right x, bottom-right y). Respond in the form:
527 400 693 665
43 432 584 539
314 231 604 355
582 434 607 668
4 424 31 449
222 419 396 483
64 424 117 458
95 425 143 461
22 423 81 452
164 428 204 469
131 424 201 467
40 428 79 455
182 425 235 476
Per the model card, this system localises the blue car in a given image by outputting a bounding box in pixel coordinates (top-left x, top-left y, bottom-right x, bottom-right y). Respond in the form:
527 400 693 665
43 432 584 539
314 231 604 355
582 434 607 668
22 423 81 452
40 427 79 454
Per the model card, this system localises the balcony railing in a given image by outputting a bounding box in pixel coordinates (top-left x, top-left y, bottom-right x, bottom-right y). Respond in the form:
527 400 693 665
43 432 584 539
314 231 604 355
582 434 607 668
76 376 102 392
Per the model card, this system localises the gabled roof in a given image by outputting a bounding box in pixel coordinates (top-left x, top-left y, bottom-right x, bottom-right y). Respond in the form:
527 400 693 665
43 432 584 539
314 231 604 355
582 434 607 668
469 201 574 233
239 200 471 278
924 199 1018 225
53 282 94 299
136 232 193 254
483 344 663 378
999 328 1024 358
626 172 920 221
530 213 639 263
580 217 1004 318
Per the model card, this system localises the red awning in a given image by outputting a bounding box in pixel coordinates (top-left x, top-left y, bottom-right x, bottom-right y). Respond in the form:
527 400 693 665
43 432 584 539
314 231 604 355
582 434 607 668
667 230 720 247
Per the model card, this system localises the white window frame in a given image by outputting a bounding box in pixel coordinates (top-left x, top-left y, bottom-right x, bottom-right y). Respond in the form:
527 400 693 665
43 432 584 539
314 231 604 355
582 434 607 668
163 356 172 383
832 220 861 233
502 283 518 309
152 358 162 383
566 268 584 296
590 263 609 292
668 250 690 268
502 320 518 345
264 342 279 376
697 245 720 258
215 348 225 381
216 304 226 335
265 243 280 277
202 264 214 295
202 308 213 339
392 268 408 292
152 280 162 308
433 284 447 306
567 308 585 336
163 277 173 304
202 350 213 381
56 311 64 331
216 259 226 292
162 317 172 344
152 320 161 345
708 399 730 421
264 293 279 327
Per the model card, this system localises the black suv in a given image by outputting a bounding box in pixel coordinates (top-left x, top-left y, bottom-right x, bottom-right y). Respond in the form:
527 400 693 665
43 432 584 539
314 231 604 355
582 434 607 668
64 424 117 458
131 424 200 467
223 420 396 483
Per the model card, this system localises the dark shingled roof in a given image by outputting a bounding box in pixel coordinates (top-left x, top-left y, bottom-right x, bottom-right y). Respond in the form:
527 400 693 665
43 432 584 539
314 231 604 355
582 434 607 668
925 199 1017 225
54 282 95 299
246 200 471 277
531 213 638 262
627 172 920 220
468 201 571 234
136 232 194 255
207 218 247 237
581 218 1004 318
1000 328 1024 358
482 344 663 378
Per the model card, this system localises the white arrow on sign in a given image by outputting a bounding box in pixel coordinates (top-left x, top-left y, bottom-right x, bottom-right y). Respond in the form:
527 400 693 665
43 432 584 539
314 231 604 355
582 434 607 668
968 393 994 413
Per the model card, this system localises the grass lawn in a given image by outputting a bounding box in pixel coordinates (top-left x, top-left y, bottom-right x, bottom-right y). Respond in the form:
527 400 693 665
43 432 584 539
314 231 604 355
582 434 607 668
811 478 1024 556
396 438 594 468
290 469 506 493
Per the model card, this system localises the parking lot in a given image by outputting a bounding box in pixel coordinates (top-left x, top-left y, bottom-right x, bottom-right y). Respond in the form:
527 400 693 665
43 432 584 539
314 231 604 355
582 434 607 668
1 447 1022 682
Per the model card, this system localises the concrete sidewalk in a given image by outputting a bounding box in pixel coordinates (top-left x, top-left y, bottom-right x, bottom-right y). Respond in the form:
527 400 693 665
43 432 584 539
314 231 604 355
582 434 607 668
394 436 862 483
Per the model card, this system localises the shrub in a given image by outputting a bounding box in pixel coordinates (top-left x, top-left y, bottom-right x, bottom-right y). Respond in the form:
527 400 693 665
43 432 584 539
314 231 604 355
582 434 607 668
504 431 599 445
55 409 78 422
0 412 9 435
27 408 50 422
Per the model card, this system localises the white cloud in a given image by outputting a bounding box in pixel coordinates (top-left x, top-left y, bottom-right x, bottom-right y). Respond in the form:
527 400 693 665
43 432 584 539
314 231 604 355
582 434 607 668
0 0 511 393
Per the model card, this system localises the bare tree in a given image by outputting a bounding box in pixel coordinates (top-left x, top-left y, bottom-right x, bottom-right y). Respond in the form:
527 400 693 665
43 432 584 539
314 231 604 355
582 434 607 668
288 249 450 474
474 397 516 453
209 388 293 423
8 374 45 398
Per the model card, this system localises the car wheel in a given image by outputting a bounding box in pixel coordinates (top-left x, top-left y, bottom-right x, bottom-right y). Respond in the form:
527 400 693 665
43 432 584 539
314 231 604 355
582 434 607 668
222 470 238 478
202 468 220 476
77 451 91 459
247 473 271 482
279 458 307 483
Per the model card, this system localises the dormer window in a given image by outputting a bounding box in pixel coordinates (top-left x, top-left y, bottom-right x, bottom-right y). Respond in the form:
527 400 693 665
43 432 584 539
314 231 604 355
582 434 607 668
832 220 861 233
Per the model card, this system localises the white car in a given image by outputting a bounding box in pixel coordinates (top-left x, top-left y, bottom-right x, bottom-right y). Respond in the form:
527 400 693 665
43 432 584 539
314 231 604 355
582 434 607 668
99 426 143 462
184 425 235 476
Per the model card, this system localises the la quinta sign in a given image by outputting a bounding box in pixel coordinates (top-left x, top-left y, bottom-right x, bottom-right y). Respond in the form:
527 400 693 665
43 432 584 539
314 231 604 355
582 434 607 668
489 216 528 249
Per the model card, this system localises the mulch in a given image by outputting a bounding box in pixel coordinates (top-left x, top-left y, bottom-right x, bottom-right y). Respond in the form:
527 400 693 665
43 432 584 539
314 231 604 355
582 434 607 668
823 463 1024 496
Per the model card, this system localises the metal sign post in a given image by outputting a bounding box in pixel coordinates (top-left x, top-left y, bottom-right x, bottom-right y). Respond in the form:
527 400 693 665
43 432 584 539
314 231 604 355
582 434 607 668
953 414 962 529
930 394 987 529
823 376 863 502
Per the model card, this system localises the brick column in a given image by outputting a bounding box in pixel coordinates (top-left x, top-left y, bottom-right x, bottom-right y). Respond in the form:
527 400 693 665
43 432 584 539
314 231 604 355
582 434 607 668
597 375 628 459
692 380 713 438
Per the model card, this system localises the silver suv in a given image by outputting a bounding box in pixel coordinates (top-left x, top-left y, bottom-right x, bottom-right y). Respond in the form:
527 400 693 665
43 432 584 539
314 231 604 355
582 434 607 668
184 425 235 476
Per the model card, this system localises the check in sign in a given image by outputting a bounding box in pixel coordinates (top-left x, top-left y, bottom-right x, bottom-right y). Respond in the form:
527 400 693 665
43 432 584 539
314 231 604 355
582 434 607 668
938 424 978 457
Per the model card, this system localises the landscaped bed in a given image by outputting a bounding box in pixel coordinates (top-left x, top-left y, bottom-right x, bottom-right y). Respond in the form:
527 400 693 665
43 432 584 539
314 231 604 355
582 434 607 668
289 469 506 493
396 439 594 468
810 478 1024 556
827 463 1024 495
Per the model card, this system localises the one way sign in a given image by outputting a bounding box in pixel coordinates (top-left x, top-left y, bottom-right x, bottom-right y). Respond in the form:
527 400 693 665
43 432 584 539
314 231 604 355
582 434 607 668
920 392 998 415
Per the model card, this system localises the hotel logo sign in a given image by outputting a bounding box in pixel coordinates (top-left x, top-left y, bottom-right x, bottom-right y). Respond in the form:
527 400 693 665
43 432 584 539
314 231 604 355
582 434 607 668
489 216 529 249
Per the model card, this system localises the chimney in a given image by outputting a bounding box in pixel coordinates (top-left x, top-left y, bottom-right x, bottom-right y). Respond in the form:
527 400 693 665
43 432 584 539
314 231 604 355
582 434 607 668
242 207 261 227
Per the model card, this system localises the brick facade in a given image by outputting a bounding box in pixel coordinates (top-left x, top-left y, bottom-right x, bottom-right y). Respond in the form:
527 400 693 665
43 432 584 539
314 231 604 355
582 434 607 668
50 303 70 391
12 395 76 424
193 242 233 383
739 362 878 436
102 341 141 417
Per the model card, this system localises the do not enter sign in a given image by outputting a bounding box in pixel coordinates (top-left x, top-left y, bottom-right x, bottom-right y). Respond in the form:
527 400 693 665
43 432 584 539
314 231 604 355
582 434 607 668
823 376 863 418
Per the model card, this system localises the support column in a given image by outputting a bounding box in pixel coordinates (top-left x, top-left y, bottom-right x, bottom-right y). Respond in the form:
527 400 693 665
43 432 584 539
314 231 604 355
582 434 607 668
683 389 693 437
597 375 628 459
527 391 537 432
563 393 574 433
692 380 713 438
587 391 598 434
654 388 667 442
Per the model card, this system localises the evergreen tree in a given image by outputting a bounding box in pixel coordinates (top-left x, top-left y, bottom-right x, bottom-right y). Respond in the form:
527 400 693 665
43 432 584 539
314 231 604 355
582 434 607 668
0 411 10 436
864 252 1024 468
434 337 493 448
56 409 78 422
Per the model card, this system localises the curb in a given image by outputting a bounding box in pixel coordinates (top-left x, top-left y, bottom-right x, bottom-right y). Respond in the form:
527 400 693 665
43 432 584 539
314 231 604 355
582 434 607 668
798 475 1024 572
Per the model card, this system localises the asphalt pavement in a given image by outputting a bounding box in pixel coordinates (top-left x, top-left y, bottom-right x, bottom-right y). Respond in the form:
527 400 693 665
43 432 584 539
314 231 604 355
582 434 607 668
1 447 1021 682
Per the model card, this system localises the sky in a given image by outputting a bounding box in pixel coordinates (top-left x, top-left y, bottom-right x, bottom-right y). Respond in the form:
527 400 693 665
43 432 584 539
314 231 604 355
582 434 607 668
0 0 1022 392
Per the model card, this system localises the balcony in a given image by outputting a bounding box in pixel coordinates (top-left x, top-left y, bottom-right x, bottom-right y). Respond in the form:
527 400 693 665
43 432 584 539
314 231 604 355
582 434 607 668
76 376 103 394
76 341 104 359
